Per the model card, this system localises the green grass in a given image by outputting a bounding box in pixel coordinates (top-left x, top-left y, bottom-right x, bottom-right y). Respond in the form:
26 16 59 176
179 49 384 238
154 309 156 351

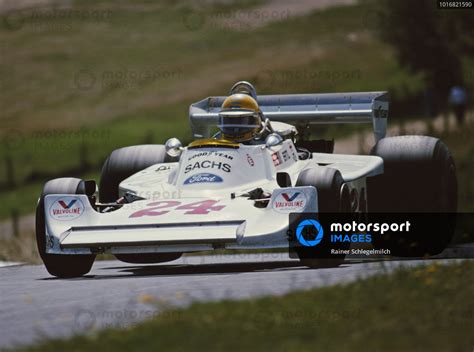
14 260 474 352
0 103 189 185
3 1 384 133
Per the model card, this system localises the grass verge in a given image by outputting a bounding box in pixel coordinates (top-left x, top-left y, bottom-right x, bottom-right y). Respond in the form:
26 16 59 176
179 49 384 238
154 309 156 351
14 260 474 352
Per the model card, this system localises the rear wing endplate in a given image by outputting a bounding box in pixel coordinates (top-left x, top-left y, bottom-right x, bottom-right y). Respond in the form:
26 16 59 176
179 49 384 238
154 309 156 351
189 91 389 143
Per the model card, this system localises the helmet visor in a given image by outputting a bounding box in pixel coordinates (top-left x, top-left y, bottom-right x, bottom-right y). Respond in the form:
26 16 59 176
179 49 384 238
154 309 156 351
218 113 261 137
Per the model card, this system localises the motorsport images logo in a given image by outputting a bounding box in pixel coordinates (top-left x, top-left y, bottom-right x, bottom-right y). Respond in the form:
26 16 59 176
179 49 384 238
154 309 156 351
287 213 411 259
295 219 324 247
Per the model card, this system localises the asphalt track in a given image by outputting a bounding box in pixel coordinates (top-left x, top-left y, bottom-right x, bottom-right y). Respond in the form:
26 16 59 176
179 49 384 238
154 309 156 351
0 251 471 349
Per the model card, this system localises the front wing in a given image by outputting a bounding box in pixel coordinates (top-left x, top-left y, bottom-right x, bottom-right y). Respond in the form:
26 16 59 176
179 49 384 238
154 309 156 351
43 186 317 255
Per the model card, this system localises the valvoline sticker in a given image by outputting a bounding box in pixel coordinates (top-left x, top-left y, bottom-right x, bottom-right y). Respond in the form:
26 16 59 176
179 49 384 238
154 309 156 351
272 191 307 213
49 197 85 221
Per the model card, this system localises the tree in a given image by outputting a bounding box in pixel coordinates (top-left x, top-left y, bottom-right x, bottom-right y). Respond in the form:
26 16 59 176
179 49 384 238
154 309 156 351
367 0 473 109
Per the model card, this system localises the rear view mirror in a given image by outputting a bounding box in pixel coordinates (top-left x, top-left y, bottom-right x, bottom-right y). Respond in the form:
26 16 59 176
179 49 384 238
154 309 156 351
165 138 183 158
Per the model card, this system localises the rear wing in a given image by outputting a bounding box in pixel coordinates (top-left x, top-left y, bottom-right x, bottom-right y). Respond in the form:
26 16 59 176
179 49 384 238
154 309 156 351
189 91 389 143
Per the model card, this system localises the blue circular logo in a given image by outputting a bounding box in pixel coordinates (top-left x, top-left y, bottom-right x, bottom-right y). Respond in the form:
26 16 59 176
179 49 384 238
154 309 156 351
296 219 324 247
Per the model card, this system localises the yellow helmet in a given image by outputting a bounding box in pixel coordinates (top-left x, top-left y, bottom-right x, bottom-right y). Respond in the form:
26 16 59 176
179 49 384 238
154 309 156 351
218 93 262 142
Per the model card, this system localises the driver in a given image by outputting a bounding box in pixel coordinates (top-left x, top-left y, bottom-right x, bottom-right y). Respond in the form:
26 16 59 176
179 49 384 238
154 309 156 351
217 93 269 144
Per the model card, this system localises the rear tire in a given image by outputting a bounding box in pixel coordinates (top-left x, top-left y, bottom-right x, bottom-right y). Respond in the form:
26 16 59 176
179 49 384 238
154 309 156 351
36 178 95 278
295 167 351 268
368 136 457 256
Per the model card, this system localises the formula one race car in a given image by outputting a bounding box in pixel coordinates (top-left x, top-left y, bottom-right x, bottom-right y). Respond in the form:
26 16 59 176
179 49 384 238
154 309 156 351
36 81 457 277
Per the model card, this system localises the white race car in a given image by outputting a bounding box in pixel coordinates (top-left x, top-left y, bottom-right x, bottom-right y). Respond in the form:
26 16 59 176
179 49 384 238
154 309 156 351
36 81 457 277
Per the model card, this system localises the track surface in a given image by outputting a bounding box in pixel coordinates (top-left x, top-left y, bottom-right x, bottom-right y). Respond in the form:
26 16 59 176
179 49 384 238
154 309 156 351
0 253 468 349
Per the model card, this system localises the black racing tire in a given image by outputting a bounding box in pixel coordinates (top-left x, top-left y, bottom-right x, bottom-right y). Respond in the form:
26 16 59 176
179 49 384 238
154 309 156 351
295 167 351 268
367 135 457 256
36 177 95 278
296 167 351 213
115 253 182 264
99 144 172 203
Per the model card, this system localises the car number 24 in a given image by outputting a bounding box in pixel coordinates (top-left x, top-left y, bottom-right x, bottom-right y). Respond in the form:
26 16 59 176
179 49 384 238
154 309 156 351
129 200 226 218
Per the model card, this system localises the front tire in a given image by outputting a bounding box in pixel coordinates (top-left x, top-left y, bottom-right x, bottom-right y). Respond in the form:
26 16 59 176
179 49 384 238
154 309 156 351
36 178 95 278
295 167 351 268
